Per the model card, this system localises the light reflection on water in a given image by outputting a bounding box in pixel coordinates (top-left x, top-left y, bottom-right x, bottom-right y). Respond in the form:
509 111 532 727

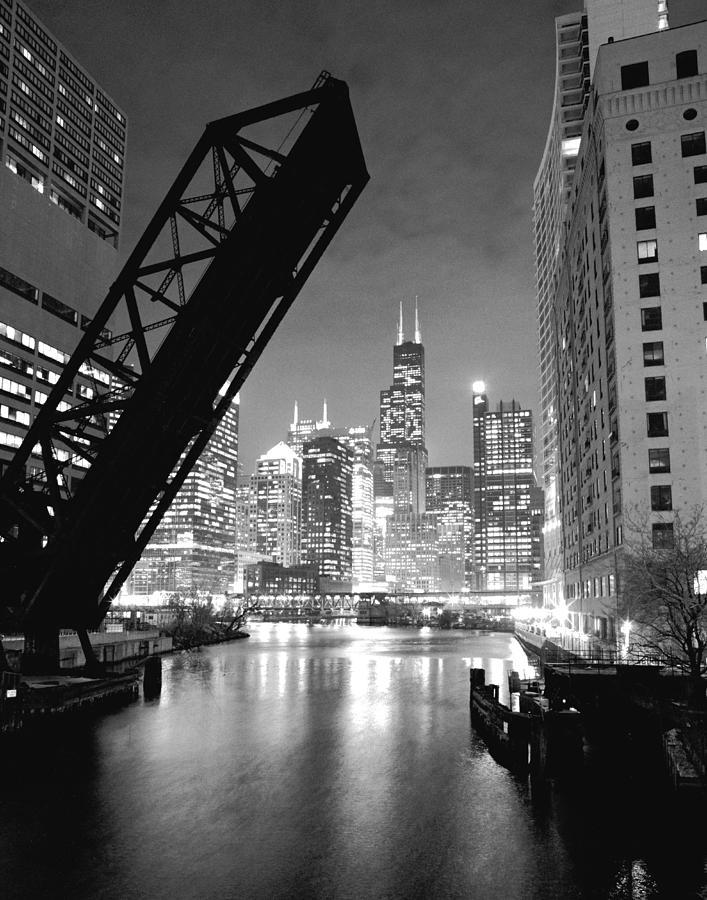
1 623 705 900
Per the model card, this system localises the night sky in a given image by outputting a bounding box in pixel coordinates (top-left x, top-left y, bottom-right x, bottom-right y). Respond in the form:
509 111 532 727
29 0 706 473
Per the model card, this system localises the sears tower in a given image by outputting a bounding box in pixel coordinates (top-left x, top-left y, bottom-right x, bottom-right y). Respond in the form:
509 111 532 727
376 300 427 508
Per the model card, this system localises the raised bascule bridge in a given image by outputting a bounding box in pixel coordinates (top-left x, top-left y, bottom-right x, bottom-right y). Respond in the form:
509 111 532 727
0 73 369 673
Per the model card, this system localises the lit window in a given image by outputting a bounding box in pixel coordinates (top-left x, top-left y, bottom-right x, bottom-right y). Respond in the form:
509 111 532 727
637 240 658 263
643 341 664 366
648 448 670 473
700 233 707 251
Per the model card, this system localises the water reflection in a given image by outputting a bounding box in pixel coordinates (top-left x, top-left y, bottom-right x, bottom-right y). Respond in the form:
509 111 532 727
1 624 704 900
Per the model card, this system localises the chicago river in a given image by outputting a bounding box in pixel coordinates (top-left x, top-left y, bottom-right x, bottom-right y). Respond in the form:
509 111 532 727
2 625 705 899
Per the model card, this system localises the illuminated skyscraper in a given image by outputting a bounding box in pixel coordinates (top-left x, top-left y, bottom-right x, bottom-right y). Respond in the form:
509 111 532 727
301 436 352 581
250 441 302 568
129 393 239 595
0 3 126 483
377 299 426 489
375 301 433 589
534 2 670 608
426 466 473 590
287 399 331 457
472 384 534 593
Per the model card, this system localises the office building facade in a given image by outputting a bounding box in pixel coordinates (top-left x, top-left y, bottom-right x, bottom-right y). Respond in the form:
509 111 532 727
0 1 126 483
426 466 473 590
472 384 535 592
301 435 353 581
249 441 302 568
129 394 239 596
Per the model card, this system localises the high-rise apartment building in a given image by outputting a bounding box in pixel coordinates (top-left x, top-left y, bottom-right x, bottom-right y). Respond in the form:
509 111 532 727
301 435 353 581
549 19 707 645
472 384 535 593
426 466 473 590
0 2 126 483
249 441 302 568
129 394 239 596
534 0 670 608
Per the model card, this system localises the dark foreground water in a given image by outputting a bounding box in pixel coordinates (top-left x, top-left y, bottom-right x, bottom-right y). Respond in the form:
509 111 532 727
2 624 706 899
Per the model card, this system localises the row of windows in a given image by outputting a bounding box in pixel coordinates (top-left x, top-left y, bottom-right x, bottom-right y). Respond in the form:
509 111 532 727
0 264 114 340
620 50 697 92
632 133 706 167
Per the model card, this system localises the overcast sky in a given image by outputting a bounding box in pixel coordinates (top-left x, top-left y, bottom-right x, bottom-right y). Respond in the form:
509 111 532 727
30 0 706 472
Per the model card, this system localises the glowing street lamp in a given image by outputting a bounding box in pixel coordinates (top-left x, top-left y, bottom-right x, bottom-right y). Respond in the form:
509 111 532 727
620 619 631 658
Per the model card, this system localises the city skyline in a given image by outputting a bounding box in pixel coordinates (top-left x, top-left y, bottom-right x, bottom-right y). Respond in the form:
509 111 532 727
25 0 706 476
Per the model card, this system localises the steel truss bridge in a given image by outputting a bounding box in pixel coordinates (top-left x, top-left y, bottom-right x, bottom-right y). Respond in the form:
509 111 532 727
248 591 527 619
0 73 368 671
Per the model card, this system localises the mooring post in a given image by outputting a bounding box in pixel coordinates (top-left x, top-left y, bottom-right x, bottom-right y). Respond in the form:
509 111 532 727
143 655 162 698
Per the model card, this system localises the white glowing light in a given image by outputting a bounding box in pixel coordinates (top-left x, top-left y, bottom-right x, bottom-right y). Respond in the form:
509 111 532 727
561 137 581 158
472 380 486 394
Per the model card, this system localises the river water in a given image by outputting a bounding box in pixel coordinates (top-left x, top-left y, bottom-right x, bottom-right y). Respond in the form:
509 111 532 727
2 623 706 899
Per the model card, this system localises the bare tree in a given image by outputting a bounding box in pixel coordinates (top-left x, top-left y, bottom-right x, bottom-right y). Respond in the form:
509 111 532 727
619 507 707 704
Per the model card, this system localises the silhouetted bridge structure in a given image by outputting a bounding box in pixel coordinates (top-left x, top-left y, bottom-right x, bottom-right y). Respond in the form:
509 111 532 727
0 73 369 673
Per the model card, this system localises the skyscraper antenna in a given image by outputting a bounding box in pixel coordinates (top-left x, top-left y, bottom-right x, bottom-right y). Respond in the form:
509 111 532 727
414 295 421 343
397 300 404 345
293 399 299 426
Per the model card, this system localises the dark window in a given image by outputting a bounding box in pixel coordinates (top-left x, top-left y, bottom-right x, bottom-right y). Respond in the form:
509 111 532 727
643 341 664 366
702 266 707 284
676 50 698 79
697 198 707 216
633 174 654 198
0 265 38 304
645 376 666 401
41 292 78 326
651 485 673 511
681 132 706 157
631 141 652 165
626 119 639 131
648 448 670 473
635 206 656 230
684 108 698 121
647 412 669 437
639 272 660 297
695 166 707 184
704 301 707 320
641 307 662 331
621 61 650 90
652 522 674 549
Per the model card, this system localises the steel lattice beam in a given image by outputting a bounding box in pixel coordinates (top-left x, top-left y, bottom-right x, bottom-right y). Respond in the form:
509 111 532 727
0 72 368 634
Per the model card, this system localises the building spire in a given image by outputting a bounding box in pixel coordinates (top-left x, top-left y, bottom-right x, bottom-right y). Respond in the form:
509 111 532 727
414 295 421 343
293 399 299 426
397 300 404 345
322 398 329 426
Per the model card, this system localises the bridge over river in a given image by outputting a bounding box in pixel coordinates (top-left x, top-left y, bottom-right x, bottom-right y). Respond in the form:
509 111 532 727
247 590 531 621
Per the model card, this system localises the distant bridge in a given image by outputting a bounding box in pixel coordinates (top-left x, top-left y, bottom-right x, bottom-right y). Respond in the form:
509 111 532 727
246 590 531 619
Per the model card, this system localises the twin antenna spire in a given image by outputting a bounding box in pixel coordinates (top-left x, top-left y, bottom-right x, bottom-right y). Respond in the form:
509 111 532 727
397 296 422 345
